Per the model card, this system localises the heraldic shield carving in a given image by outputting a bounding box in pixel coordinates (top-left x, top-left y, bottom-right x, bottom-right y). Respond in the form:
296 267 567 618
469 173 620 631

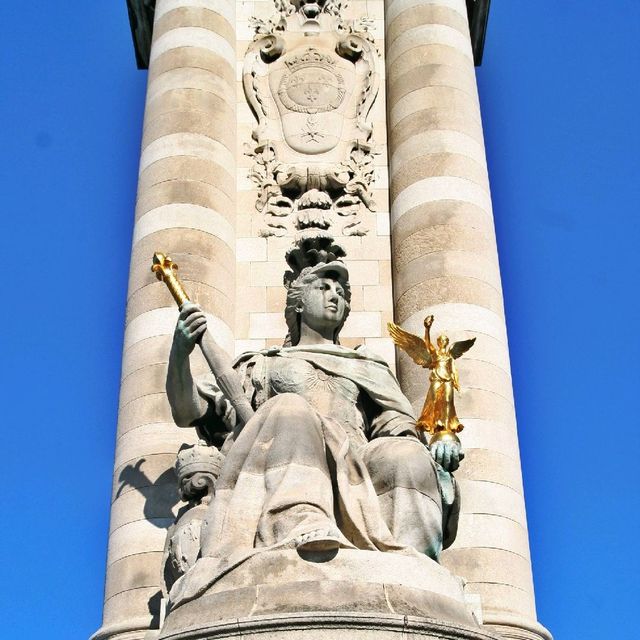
271 47 350 155
243 0 381 237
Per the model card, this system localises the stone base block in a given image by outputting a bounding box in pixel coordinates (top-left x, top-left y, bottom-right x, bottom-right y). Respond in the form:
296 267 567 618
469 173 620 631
483 614 553 640
160 611 499 640
159 548 500 640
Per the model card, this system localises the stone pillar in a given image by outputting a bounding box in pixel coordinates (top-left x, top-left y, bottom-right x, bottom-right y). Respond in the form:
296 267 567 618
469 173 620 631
92 1 237 638
384 1 550 639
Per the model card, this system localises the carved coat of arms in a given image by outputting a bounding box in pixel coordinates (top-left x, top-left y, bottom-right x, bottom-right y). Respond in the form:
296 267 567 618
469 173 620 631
270 47 351 154
243 0 380 237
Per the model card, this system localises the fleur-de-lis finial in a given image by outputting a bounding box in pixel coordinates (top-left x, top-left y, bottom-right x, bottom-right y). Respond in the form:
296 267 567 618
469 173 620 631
151 252 190 307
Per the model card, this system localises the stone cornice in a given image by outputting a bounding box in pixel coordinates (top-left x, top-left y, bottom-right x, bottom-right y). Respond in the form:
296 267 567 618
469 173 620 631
466 0 491 65
126 0 491 69
126 0 155 69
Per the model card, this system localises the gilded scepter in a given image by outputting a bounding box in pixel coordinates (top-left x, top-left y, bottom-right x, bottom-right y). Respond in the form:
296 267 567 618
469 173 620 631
388 315 475 447
151 252 255 429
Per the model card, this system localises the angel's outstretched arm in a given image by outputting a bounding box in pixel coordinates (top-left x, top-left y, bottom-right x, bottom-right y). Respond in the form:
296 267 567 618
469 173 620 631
424 315 437 357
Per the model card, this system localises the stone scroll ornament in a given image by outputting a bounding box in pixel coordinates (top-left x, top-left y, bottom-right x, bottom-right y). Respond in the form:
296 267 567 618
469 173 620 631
388 315 476 448
244 0 380 237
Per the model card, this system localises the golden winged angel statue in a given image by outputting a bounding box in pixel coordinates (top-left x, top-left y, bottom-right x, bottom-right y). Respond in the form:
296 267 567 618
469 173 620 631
388 315 475 444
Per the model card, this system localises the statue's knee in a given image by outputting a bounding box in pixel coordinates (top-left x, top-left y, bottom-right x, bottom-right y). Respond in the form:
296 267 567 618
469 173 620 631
371 437 429 466
392 439 434 480
365 437 436 492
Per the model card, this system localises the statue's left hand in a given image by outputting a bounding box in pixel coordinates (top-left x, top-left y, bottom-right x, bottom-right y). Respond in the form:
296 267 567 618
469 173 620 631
430 440 464 472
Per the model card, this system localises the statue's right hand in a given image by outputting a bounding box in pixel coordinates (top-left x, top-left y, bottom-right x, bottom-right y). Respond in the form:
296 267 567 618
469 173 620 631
173 302 207 356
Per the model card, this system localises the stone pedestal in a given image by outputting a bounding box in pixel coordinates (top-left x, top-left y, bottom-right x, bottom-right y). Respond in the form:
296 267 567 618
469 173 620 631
157 549 499 640
160 613 498 640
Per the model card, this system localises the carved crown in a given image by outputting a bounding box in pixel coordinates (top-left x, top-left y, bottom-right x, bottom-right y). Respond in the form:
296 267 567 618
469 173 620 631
284 47 335 72
176 441 224 479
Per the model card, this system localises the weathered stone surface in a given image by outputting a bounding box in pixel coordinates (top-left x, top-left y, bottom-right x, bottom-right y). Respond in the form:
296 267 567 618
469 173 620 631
112 451 180 503
137 155 236 199
152 6 236 46
471 582 538 619
386 5 469 47
126 280 233 327
109 478 180 532
390 132 487 179
108 518 172 563
484 615 553 640
148 47 235 85
391 178 493 227
394 276 505 321
130 233 235 288
389 108 485 153
442 547 534 595
149 27 235 67
159 550 494 639
123 307 234 354
139 133 234 181
454 448 524 490
135 178 233 222
390 153 489 200
452 512 531 560
454 422 519 461
386 24 474 67
142 104 236 153
385 3 549 638
114 424 197 470
104 551 166 601
101 586 158 631
388 62 478 104
393 250 502 297
121 335 172 380
389 84 482 130
161 612 500 640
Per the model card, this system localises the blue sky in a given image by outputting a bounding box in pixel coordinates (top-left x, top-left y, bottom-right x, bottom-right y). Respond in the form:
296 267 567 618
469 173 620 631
1 2 638 639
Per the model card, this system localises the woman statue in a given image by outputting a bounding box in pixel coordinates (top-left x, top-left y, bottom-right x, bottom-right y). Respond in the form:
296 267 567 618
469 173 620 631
165 261 462 607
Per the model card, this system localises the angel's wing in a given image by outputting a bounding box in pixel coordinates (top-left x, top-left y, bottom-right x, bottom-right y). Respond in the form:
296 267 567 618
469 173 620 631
450 337 476 359
387 322 433 367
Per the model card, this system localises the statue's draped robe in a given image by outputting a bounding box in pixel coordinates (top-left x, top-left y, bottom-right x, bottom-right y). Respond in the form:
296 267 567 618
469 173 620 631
169 345 459 608
420 353 462 432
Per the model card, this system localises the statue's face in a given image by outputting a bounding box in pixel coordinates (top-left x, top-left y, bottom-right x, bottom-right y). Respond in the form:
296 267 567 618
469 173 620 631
437 335 449 349
300 276 347 333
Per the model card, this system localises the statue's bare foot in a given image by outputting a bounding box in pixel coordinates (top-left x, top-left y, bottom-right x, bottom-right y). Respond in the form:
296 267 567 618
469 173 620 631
295 527 341 552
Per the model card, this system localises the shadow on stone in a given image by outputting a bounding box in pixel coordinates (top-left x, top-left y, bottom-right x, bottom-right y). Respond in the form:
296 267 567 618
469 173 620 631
148 589 163 629
116 458 180 528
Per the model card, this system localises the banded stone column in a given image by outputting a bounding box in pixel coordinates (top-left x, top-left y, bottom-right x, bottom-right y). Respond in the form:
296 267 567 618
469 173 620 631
384 1 550 639
92 1 237 638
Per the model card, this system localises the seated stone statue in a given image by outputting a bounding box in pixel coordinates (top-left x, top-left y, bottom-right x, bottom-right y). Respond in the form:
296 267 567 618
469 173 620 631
165 261 462 607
